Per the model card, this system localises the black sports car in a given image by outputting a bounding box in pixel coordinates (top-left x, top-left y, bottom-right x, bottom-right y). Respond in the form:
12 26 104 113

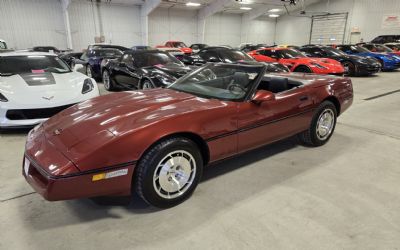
190 43 208 53
102 50 193 91
240 44 271 53
182 47 289 72
300 45 381 76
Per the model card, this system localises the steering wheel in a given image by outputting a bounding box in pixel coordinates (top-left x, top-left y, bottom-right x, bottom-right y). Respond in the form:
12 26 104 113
227 83 246 95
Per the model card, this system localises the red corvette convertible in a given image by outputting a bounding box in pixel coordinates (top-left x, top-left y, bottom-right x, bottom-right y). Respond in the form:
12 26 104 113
23 62 353 208
248 47 345 75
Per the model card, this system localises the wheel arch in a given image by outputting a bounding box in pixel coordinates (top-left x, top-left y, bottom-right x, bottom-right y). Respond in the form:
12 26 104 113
293 64 312 72
137 131 210 167
323 96 341 116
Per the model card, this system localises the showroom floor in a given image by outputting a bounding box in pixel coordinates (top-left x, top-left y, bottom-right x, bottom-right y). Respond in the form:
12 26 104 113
1 72 400 249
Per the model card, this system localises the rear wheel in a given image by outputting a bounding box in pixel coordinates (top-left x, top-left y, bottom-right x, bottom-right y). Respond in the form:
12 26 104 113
294 65 312 73
298 101 337 147
140 79 155 89
134 137 203 208
102 70 114 91
343 61 356 76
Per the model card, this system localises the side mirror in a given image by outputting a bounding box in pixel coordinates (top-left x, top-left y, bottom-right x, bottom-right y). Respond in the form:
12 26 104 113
252 90 275 104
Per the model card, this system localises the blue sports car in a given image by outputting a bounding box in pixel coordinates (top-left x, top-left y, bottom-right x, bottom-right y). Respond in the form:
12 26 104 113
80 48 123 81
336 44 400 71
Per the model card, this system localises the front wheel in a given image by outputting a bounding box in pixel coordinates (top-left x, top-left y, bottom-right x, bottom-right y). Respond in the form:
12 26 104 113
102 70 114 91
298 101 337 147
134 137 203 208
140 79 155 89
343 61 356 76
294 65 312 73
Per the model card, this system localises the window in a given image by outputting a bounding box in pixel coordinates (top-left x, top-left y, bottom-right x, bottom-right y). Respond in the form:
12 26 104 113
0 56 71 74
133 52 183 68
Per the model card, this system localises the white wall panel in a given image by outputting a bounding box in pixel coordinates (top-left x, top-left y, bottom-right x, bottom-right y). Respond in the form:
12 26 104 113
242 17 276 45
0 0 66 50
148 8 198 47
69 0 141 51
204 13 242 47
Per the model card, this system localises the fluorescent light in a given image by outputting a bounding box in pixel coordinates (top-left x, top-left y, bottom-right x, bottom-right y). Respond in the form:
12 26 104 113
268 8 281 12
269 14 280 17
186 2 201 6
240 7 252 10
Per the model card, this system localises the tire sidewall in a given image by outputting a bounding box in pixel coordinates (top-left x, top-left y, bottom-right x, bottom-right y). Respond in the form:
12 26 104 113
309 102 337 146
137 138 203 208
140 79 154 89
103 70 112 91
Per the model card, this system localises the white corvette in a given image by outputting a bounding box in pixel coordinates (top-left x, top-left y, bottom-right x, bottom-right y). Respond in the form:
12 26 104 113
0 52 99 128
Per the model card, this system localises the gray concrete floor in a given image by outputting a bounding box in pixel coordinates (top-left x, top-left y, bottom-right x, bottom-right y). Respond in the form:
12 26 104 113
1 72 400 250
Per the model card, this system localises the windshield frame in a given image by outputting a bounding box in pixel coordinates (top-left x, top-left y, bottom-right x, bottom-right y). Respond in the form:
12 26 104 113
168 63 266 102
218 49 255 63
321 47 347 56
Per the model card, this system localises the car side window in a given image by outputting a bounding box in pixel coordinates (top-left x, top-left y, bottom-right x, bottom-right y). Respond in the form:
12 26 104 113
301 48 313 56
192 45 198 50
259 50 274 57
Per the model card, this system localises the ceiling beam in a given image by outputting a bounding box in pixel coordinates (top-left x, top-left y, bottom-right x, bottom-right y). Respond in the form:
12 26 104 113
198 0 232 20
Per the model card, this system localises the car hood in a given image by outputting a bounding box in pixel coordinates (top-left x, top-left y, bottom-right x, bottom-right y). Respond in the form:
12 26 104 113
0 71 90 105
302 57 341 65
42 88 221 154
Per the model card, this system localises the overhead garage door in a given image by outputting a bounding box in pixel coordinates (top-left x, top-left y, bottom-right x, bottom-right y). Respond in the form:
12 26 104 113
309 13 348 45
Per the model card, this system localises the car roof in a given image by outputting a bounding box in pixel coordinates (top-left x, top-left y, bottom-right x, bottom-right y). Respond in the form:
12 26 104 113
124 49 167 55
0 51 56 57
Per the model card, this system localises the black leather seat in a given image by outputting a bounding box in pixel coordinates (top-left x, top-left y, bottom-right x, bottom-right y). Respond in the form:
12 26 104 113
268 78 289 93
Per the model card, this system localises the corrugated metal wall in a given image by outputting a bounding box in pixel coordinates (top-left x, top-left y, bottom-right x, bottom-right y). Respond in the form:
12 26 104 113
276 0 400 45
0 0 66 50
148 8 198 47
68 0 141 51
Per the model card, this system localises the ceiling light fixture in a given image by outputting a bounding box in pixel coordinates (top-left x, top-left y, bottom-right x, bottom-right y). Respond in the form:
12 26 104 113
268 8 281 12
269 14 280 17
240 7 252 10
186 2 201 7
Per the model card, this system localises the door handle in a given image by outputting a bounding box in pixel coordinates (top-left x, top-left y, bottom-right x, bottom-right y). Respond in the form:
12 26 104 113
299 96 308 101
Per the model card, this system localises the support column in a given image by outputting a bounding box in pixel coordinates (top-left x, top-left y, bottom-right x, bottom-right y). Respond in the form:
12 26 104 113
61 0 73 49
140 0 161 46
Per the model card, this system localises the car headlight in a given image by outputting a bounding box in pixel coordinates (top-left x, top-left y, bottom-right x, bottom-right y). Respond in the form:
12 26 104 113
311 62 327 69
0 92 8 102
82 78 94 94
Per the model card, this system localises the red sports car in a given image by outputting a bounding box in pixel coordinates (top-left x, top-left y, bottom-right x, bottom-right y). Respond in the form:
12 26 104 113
248 47 345 75
23 62 353 208
156 41 192 55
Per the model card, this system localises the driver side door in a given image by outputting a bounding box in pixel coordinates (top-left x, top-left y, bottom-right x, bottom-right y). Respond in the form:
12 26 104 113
236 79 314 153
113 54 140 89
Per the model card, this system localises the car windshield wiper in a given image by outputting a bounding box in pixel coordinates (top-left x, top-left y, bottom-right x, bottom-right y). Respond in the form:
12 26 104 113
0 73 15 77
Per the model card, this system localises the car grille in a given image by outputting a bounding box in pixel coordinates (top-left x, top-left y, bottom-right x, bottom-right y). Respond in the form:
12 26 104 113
6 104 75 120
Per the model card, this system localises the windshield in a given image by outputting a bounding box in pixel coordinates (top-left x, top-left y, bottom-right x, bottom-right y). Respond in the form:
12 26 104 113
373 44 393 52
172 42 187 48
134 52 184 68
0 41 7 50
89 49 122 57
168 64 263 101
0 55 71 75
322 47 346 56
386 44 400 51
350 46 369 53
219 50 254 63
277 49 306 58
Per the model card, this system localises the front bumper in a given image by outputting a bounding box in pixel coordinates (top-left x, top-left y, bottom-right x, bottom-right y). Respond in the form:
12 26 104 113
356 64 381 75
23 127 136 201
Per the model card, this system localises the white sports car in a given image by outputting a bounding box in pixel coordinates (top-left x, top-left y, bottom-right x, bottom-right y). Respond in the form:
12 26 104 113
0 52 100 128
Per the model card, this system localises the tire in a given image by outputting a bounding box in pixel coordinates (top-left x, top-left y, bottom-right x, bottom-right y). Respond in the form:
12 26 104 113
343 61 356 76
134 137 203 208
86 65 93 78
298 101 337 147
294 65 312 73
140 79 155 89
102 70 114 91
